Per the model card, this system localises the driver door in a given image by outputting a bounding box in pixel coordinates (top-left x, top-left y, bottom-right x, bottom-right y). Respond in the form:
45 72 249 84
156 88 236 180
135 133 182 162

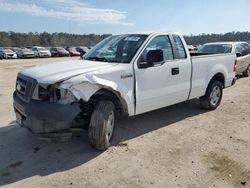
134 35 191 115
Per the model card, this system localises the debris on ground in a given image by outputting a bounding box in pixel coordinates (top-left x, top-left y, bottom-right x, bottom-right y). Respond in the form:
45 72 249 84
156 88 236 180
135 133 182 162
1 172 10 177
9 161 23 168
241 181 246 186
117 142 128 147
33 147 40 153
38 132 73 142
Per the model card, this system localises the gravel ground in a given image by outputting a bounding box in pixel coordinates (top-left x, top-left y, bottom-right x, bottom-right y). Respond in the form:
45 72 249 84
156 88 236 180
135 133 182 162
0 58 250 188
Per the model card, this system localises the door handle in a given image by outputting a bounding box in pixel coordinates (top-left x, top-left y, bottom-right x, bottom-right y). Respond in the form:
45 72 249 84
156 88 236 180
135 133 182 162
171 67 179 75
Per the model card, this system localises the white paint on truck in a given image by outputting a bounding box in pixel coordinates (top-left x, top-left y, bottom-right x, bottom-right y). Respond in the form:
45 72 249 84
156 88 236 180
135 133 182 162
13 32 237 150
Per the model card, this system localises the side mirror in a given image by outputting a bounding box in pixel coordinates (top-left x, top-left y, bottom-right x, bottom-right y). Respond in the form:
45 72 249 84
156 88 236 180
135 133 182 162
137 49 164 69
236 52 242 57
147 49 164 63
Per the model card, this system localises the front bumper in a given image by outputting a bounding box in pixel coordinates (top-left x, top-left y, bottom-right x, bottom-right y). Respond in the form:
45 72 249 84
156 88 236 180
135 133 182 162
13 92 81 134
4 54 17 59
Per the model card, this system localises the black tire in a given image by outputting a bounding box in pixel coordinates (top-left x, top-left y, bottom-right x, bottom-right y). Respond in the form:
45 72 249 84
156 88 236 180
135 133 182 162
242 64 250 77
88 101 116 150
199 80 223 110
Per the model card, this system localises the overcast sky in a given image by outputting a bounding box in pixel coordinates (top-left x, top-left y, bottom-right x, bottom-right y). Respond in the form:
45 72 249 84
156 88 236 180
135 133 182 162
0 0 250 35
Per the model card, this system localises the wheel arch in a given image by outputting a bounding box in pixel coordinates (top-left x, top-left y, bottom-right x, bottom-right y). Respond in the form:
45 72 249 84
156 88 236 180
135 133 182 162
208 72 225 89
89 88 129 117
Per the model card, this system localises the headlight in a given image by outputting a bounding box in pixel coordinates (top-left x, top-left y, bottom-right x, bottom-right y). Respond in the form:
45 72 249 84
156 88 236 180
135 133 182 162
38 85 50 100
37 84 76 104
58 89 76 105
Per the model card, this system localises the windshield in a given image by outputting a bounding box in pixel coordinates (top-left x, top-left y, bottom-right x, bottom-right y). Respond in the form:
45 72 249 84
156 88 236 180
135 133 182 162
198 44 232 54
57 47 67 52
69 47 77 52
22 48 31 52
3 49 13 53
37 47 47 51
84 34 148 63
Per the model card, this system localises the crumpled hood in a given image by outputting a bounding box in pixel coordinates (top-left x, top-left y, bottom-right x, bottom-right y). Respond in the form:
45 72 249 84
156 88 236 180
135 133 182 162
20 60 118 84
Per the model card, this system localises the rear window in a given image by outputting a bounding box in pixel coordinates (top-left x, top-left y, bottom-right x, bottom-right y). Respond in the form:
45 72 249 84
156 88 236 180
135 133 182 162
172 35 187 59
198 44 232 54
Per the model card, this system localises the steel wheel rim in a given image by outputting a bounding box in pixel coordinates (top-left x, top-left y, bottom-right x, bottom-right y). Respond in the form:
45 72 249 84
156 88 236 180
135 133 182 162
210 86 221 106
106 111 115 141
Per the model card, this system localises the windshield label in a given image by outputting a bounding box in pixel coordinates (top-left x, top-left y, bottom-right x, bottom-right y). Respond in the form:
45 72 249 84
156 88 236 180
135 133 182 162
124 36 140 42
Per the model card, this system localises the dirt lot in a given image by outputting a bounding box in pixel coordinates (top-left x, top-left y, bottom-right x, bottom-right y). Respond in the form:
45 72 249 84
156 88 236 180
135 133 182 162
0 58 250 188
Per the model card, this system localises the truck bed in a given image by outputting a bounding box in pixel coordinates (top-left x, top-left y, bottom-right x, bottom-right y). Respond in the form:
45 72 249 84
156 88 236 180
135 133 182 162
188 52 236 99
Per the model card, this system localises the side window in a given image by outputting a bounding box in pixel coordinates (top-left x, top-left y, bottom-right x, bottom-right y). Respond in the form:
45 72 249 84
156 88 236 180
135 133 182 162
242 43 250 55
172 35 187 59
247 43 250 54
235 44 243 55
140 35 174 64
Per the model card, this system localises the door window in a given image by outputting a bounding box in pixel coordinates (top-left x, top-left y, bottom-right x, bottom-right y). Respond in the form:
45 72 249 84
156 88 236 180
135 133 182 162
140 35 174 64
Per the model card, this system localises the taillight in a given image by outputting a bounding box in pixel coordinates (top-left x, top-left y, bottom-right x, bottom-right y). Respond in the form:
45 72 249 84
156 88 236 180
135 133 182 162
233 59 237 72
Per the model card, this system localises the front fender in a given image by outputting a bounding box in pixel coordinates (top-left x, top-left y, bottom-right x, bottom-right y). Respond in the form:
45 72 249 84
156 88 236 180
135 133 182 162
59 73 134 115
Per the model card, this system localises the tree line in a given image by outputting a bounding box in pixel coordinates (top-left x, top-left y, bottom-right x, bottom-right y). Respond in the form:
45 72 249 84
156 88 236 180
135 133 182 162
0 31 250 47
184 31 250 45
0 31 111 47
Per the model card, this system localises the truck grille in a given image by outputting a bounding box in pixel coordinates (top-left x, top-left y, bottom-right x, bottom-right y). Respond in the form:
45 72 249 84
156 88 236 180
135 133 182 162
16 74 37 103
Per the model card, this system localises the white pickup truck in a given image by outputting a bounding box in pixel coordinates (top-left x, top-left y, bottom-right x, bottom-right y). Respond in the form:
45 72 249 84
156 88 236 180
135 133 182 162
13 32 237 150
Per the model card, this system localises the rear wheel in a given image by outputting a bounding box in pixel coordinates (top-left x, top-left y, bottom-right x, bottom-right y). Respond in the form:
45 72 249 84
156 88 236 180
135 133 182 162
199 80 223 110
88 101 116 150
242 64 250 77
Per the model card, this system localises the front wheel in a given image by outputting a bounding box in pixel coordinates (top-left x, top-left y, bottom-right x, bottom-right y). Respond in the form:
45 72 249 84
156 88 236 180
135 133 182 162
242 65 250 77
199 80 223 110
88 101 116 150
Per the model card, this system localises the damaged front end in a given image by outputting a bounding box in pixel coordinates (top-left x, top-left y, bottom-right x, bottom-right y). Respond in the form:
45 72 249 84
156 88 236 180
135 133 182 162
13 74 92 134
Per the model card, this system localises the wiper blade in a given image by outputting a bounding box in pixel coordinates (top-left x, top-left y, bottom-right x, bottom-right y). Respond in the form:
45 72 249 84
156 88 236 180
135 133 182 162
86 56 108 62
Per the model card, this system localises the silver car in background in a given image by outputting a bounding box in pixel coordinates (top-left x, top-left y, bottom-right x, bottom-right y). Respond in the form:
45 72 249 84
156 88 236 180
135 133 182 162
17 48 36 58
198 42 250 76
0 48 17 59
32 46 51 58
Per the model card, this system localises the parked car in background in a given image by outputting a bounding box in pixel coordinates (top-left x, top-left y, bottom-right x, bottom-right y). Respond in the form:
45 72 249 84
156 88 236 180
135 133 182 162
50 47 70 57
66 47 81 57
198 42 250 76
0 48 17 59
187 45 198 52
76 46 90 58
32 46 51 58
12 47 21 53
17 48 36 58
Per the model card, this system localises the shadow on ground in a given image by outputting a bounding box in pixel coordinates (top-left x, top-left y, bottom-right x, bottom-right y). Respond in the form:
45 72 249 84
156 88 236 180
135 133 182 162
0 99 207 186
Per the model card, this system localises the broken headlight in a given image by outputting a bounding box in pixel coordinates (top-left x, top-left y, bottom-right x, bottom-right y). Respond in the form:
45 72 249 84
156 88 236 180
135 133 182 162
36 84 76 104
57 89 76 104
38 85 50 100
